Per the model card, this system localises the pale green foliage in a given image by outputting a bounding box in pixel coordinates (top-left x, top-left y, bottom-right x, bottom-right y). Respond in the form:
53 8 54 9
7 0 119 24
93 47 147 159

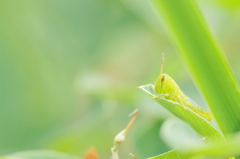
0 157 27 159
148 132 240 159
148 150 189 159
3 150 81 159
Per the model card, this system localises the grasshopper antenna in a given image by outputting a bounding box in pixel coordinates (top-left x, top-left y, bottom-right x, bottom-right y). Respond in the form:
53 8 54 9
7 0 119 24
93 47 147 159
160 53 165 76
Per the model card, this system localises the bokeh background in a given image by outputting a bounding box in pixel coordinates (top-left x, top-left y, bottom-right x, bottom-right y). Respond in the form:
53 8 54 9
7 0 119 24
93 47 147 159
0 0 240 158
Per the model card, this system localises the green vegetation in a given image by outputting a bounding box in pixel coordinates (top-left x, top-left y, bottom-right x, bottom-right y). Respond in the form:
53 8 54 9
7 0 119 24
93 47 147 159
141 0 240 158
0 0 239 159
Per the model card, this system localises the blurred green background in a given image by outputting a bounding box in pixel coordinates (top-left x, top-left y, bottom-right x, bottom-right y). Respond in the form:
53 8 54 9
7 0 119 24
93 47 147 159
0 0 240 158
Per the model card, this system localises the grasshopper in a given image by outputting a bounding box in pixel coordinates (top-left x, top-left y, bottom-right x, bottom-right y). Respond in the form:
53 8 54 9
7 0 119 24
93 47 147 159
151 54 213 121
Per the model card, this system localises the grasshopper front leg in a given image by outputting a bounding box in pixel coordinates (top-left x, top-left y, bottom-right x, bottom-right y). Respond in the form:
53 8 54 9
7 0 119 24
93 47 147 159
151 94 169 99
147 83 155 90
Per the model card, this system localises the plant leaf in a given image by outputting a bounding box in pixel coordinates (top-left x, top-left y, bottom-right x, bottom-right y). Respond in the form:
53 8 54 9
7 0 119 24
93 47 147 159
147 149 189 159
4 150 81 159
156 132 240 159
0 157 27 159
139 85 224 144
183 132 240 158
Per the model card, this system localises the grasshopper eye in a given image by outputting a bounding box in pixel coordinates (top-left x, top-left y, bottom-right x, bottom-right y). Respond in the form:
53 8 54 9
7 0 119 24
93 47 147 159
161 75 166 82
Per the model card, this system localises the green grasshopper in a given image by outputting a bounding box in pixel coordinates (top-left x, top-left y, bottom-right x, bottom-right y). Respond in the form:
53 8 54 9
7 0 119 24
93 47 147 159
150 54 213 121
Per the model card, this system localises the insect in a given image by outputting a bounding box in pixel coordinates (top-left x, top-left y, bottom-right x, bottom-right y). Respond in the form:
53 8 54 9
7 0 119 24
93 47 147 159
150 54 213 121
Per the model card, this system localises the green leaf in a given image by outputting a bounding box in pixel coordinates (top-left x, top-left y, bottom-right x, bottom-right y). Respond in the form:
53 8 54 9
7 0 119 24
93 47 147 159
139 84 224 144
4 150 81 159
147 122 240 159
183 132 240 158
160 118 206 148
152 0 240 137
210 0 240 12
147 149 189 159
0 157 27 159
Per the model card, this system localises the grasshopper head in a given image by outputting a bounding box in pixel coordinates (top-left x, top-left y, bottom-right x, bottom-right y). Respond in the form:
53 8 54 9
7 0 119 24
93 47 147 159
155 73 168 94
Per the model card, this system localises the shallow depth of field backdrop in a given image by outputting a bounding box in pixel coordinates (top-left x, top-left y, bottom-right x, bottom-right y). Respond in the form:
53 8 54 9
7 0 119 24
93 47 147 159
0 0 240 158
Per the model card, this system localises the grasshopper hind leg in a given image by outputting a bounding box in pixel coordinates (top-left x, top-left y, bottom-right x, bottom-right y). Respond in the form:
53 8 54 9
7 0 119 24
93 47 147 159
177 95 187 111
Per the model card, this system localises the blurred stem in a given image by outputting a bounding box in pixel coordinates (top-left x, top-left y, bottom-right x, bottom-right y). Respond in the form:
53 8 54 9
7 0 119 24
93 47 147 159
111 109 139 159
129 153 137 159
152 0 240 138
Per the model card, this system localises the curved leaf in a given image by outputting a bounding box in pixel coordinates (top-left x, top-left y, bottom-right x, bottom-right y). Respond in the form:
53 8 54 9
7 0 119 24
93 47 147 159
139 84 224 144
147 149 189 159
